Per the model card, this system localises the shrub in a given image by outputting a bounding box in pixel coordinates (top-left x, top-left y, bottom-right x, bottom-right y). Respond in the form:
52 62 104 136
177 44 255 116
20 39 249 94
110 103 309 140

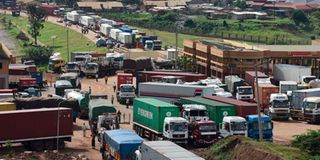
292 130 320 155
24 46 53 65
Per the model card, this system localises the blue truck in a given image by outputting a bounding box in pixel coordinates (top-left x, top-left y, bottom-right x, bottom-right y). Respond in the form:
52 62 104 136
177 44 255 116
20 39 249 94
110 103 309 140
246 115 273 142
100 130 143 160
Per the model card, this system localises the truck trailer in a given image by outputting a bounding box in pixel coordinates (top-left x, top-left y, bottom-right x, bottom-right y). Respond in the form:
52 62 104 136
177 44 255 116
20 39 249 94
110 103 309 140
100 23 112 37
245 71 268 88
254 83 279 109
273 64 312 83
135 141 204 160
0 108 73 150
66 12 79 24
133 98 188 144
139 82 217 103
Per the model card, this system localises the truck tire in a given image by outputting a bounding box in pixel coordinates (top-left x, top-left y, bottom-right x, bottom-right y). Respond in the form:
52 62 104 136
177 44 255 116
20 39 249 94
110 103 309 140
29 140 45 151
44 139 55 150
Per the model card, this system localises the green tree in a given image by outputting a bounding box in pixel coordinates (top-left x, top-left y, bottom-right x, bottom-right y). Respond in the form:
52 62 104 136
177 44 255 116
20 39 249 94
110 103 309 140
26 4 47 45
25 46 53 65
223 20 229 28
55 0 77 7
177 55 196 72
291 10 309 26
310 11 320 35
235 0 247 10
292 130 320 155
184 19 196 28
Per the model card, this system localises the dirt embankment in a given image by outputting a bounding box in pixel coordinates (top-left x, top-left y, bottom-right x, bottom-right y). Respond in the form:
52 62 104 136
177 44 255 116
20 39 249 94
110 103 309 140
205 136 309 160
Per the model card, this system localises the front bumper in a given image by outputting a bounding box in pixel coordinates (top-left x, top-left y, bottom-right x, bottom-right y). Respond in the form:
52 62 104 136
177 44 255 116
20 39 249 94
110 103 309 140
304 114 320 122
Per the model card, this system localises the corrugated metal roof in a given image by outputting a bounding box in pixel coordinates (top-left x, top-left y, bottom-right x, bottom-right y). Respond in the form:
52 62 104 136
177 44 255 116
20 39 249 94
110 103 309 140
77 1 124 9
143 0 187 7
257 45 320 52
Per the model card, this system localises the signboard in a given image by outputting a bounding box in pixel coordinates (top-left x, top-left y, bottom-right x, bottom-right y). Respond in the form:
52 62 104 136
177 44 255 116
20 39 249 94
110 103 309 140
291 52 312 57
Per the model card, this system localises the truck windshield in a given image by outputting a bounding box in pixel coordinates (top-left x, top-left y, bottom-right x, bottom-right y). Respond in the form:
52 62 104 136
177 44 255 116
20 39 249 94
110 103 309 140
86 64 97 70
238 88 253 95
304 102 320 110
252 121 272 130
190 110 208 117
67 64 77 69
199 124 216 132
49 59 59 64
171 123 188 132
231 122 247 131
273 100 289 108
120 86 134 92
304 77 316 83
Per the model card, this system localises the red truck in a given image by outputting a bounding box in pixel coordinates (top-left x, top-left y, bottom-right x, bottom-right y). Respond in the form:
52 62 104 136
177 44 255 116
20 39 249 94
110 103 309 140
188 120 218 146
19 78 38 90
254 83 279 109
204 96 257 117
245 71 268 88
0 108 73 151
117 73 135 104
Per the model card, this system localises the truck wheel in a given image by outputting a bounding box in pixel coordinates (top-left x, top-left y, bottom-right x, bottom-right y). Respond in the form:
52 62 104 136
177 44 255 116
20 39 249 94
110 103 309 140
29 140 45 151
44 139 55 150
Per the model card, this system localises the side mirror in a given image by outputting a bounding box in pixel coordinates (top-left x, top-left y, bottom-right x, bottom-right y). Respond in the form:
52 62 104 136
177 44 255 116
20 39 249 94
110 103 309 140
219 123 222 129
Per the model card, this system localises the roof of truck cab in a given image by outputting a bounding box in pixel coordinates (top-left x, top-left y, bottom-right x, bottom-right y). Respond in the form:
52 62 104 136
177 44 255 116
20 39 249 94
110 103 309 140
223 116 246 123
303 97 320 103
246 115 270 121
134 98 177 107
60 72 78 78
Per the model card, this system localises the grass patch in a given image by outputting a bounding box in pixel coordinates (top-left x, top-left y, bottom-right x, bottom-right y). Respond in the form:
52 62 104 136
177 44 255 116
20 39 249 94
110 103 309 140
3 15 107 60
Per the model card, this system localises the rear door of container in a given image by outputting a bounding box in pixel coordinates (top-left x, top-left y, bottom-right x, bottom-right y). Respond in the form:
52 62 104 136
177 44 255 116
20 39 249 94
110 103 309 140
216 106 236 125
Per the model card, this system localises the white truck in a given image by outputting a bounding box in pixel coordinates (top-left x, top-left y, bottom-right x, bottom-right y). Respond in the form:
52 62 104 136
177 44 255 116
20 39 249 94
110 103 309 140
81 62 98 77
110 29 122 41
117 84 135 104
273 64 315 83
225 75 253 101
79 16 95 29
302 97 320 123
138 82 216 103
219 116 247 138
66 12 79 24
181 104 209 122
100 23 112 37
118 32 132 45
135 141 204 160
267 93 290 120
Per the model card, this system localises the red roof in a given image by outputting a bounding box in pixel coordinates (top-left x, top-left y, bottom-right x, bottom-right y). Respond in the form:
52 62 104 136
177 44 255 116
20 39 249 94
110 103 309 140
256 2 320 10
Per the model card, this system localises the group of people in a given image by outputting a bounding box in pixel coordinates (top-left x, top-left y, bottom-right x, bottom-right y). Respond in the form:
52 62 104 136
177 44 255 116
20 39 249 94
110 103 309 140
81 27 89 34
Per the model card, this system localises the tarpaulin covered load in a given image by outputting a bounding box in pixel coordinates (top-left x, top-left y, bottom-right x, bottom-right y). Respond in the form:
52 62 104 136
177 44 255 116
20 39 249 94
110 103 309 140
88 99 116 120
14 97 80 112
103 130 143 158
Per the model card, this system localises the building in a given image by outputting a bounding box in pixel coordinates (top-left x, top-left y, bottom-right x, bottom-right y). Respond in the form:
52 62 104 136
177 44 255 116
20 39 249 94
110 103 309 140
0 43 14 89
142 0 188 10
76 1 124 12
182 39 320 79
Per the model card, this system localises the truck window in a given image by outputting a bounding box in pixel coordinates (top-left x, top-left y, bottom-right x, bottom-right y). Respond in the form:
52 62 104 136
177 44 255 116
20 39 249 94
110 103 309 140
171 123 187 132
231 122 246 131
199 124 216 132
224 122 230 131
165 124 169 131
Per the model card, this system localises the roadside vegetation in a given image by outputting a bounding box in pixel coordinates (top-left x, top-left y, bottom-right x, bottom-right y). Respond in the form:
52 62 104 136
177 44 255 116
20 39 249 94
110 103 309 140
102 12 316 45
0 14 107 62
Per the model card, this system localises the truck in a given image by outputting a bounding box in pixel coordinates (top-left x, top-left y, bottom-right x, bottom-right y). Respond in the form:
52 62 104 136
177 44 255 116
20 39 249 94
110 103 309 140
65 90 90 119
82 62 98 77
290 88 320 120
219 116 247 138
204 96 257 117
54 80 73 97
273 64 314 84
245 71 268 88
110 29 122 41
139 82 218 103
246 115 273 142
179 97 236 128
302 97 320 123
279 81 298 94
59 73 81 89
0 108 73 150
66 12 79 24
225 75 253 101
100 23 112 37
118 32 132 46
133 98 188 144
80 16 95 29
49 52 65 73
136 71 207 91
134 141 204 160
116 73 135 104
254 83 279 109
18 78 38 91
123 58 154 75
100 130 143 160
266 93 290 120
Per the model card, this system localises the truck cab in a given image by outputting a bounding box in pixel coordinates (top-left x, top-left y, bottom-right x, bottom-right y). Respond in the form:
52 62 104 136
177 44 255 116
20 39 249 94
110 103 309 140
49 57 65 73
64 62 80 74
246 115 273 142
236 86 253 101
219 116 247 138
302 97 320 123
54 80 73 97
83 62 98 77
298 76 316 89
59 73 81 89
163 117 188 144
117 84 135 104
189 120 218 146
181 104 209 122
267 93 290 120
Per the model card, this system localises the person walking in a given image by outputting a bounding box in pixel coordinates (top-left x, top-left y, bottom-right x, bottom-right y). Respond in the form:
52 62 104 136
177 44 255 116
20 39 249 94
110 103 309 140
82 122 86 137
104 76 108 84
113 82 116 93
89 86 92 94
111 95 114 104
126 98 130 109
95 74 99 82
117 110 121 123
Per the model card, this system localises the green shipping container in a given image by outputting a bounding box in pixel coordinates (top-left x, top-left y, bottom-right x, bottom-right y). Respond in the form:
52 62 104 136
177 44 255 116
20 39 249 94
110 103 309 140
133 98 180 134
89 99 116 120
179 97 235 127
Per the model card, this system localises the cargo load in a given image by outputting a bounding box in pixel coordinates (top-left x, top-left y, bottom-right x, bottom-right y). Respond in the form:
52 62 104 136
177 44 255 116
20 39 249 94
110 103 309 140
245 71 268 88
273 64 311 83
254 83 279 109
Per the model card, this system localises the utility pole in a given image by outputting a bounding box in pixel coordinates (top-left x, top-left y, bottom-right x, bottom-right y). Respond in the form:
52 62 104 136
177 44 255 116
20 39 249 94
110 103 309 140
175 27 178 69
67 28 70 62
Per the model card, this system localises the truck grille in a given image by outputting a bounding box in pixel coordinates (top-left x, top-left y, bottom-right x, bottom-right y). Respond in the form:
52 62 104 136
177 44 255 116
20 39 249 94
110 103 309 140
276 110 289 113
173 134 185 138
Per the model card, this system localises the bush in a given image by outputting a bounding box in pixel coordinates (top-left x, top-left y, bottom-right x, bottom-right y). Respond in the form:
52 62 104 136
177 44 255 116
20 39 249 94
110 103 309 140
24 46 53 65
292 130 320 155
